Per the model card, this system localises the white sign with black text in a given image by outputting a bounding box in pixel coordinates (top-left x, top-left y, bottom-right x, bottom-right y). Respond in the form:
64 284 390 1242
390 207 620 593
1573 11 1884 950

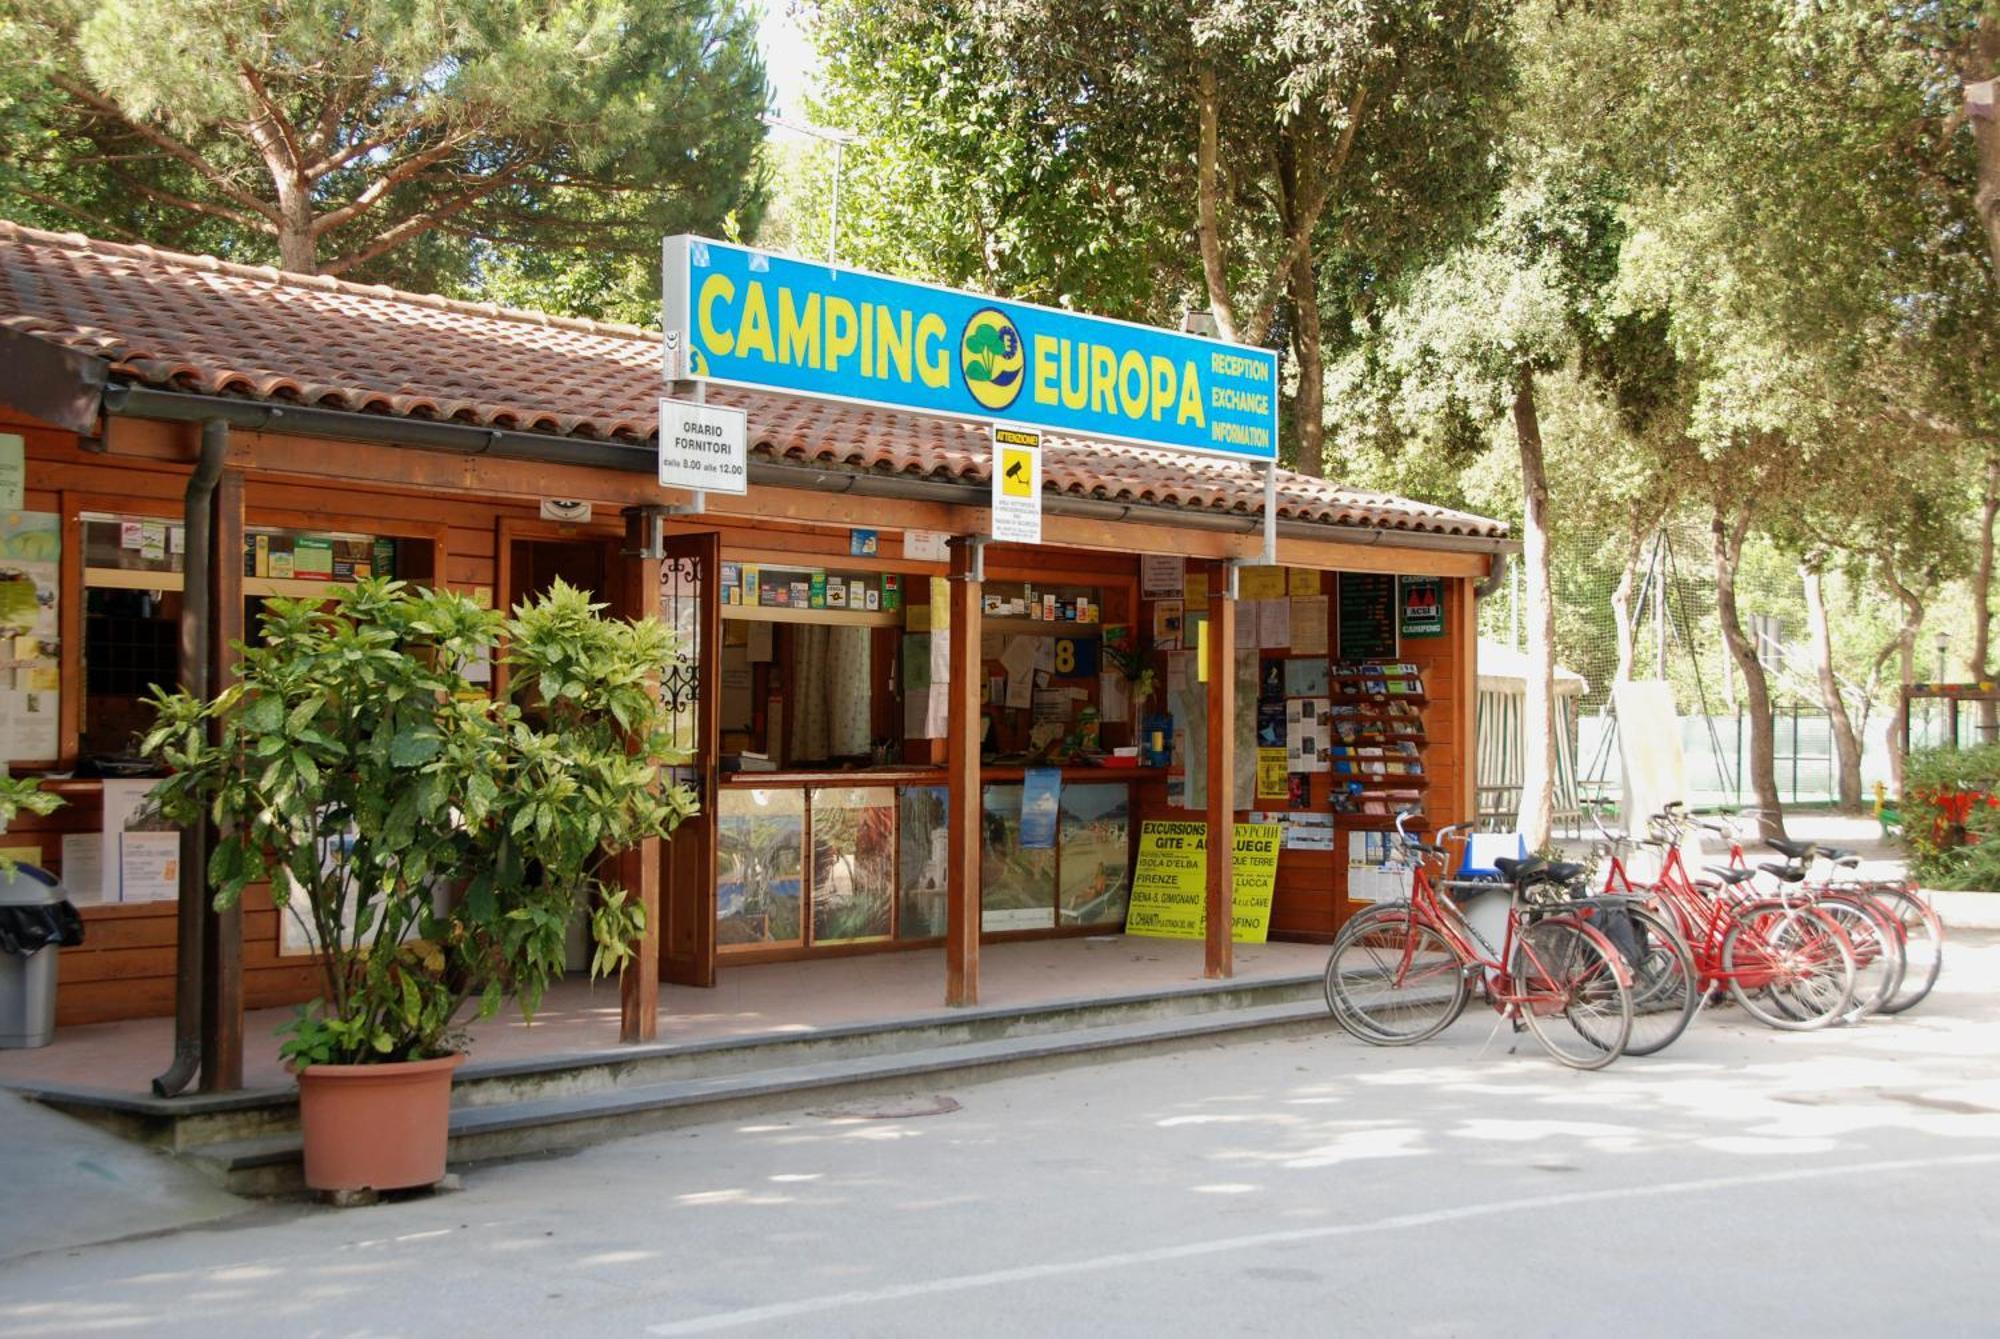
657 398 749 495
988 425 1043 544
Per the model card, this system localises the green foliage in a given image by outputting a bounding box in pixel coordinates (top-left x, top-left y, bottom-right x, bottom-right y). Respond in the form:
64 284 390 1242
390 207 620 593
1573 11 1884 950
139 579 694 1066
1903 744 2000 890
0 0 769 308
0 772 61 877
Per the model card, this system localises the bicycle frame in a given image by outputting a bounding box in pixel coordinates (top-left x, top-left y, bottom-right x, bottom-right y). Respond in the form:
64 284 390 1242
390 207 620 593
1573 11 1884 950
1391 824 1630 1018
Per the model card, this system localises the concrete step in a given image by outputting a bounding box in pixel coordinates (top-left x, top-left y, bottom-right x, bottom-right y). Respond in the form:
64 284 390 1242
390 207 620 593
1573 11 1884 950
192 998 1332 1196
27 970 1322 1155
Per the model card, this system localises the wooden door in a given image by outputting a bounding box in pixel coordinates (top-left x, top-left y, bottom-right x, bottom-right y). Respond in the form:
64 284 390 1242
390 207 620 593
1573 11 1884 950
659 528 720 986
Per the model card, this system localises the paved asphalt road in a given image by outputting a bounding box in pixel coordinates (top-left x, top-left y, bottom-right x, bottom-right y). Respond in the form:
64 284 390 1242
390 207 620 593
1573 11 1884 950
4 935 1998 1339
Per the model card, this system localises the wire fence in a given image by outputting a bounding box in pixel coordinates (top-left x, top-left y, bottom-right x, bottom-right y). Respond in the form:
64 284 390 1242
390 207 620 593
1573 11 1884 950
1575 706 1977 810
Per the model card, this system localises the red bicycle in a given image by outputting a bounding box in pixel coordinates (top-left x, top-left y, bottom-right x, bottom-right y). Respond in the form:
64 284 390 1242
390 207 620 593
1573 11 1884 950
1325 816 1635 1070
1595 804 1856 1031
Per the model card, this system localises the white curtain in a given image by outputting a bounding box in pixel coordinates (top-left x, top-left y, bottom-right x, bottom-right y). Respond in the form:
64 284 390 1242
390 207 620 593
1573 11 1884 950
791 625 872 762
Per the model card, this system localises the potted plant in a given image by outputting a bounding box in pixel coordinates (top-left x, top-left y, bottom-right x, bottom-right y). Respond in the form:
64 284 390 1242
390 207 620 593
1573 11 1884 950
142 579 692 1193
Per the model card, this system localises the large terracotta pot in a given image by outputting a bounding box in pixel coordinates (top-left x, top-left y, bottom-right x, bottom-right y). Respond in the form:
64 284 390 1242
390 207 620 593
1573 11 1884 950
295 1053 465 1193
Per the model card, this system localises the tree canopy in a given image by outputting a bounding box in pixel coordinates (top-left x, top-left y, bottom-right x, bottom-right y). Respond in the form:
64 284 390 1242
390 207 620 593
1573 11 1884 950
0 0 770 309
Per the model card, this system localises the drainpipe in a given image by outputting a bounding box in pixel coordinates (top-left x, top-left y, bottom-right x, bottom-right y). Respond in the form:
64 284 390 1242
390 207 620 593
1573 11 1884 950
152 418 226 1098
1474 551 1510 600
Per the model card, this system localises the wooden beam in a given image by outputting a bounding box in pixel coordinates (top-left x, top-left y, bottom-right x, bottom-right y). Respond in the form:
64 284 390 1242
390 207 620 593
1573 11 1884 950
946 544 982 1006
620 509 663 1043
1452 576 1480 829
199 467 245 1092
1205 574 1235 980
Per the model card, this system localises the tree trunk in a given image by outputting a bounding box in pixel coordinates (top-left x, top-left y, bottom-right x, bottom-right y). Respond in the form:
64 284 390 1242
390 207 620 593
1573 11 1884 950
1610 524 1646 684
1712 505 1785 840
1970 17 2000 288
1287 245 1325 477
1882 564 1926 797
1512 365 1556 849
1801 563 1863 810
1973 452 1999 742
1194 66 1239 343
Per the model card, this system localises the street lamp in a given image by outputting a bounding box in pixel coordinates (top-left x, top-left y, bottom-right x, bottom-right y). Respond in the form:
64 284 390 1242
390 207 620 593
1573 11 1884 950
760 114 861 265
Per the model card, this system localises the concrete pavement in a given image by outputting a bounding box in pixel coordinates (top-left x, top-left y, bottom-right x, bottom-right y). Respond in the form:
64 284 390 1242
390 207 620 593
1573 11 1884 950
0 1093 250 1266
1 935 1995 1337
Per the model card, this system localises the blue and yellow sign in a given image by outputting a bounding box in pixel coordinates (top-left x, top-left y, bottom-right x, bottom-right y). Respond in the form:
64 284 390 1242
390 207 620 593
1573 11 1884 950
662 237 1279 461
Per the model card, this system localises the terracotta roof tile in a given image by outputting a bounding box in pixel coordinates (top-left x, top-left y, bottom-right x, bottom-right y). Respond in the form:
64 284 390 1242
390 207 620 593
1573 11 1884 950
0 221 1505 540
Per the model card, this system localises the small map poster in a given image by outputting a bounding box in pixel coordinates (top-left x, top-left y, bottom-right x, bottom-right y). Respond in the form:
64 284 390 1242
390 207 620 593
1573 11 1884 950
1125 820 1281 943
1336 572 1398 660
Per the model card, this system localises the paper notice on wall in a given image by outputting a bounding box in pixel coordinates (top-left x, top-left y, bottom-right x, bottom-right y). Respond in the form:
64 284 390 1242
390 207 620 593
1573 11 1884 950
1238 566 1287 600
118 831 180 903
1100 670 1129 724
1233 610 1257 650
903 529 950 563
1005 671 1034 709
1287 697 1329 773
1152 599 1184 650
60 832 104 904
1256 747 1290 801
1257 598 1291 649
1031 638 1055 677
1141 554 1185 599
0 690 56 762
1287 814 1335 851
1289 569 1322 597
1000 636 1035 683
1290 596 1329 655
100 778 175 903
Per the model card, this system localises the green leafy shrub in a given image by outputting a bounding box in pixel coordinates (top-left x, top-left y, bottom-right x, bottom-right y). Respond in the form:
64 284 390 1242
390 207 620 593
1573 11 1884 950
1902 744 2000 890
0 772 62 875
141 579 695 1066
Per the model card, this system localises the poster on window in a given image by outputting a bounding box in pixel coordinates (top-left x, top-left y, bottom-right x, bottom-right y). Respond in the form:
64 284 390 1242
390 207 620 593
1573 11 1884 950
0 511 60 762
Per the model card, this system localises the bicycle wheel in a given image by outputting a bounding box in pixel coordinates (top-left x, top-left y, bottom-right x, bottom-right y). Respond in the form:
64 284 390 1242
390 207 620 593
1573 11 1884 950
1870 886 1943 1015
1721 902 1854 1031
1811 895 1904 1023
1618 902 1699 1057
1324 906 1469 1046
1511 917 1631 1070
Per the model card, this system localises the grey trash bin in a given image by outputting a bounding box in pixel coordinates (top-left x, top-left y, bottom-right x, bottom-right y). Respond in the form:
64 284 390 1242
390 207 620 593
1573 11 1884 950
0 864 82 1049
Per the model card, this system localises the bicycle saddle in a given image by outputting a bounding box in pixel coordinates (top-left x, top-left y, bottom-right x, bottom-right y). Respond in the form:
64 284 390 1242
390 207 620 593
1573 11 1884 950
1758 861 1805 883
1766 837 1813 861
1541 860 1588 886
1493 856 1545 885
1817 845 1855 861
1705 866 1757 885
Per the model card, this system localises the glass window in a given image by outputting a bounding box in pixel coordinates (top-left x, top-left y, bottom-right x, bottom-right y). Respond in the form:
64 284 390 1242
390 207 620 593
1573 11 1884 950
717 788 805 948
809 786 895 944
1059 783 1132 927
897 786 949 939
980 784 1056 931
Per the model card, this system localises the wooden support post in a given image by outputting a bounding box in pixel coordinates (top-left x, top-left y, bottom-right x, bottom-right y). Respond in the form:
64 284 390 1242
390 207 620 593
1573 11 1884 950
1205 572 1235 979
946 541 983 1006
199 467 245 1092
620 511 663 1043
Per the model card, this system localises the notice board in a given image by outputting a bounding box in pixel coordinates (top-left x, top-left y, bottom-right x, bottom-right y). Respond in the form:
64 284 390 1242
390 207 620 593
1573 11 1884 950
1336 572 1398 659
1125 820 1281 943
